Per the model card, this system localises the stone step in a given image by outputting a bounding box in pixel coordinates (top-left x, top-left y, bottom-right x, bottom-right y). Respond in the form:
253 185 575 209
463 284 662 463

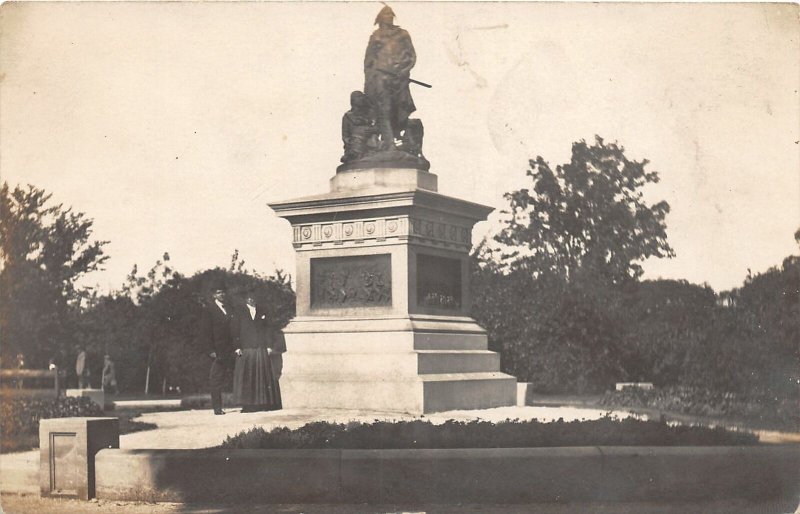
421 372 517 413
280 372 517 414
412 332 488 351
282 352 419 377
280 376 425 413
283 331 488 353
416 350 500 374
282 350 501 378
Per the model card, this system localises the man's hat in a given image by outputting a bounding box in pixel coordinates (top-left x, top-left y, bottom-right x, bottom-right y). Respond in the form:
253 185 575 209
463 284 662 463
374 5 395 25
206 276 226 293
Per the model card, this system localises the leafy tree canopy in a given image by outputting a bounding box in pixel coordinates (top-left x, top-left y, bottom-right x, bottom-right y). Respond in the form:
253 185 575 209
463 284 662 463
494 136 674 284
0 183 108 366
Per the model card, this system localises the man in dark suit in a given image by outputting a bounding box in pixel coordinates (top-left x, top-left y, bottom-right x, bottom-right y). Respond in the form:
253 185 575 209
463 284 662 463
200 283 241 415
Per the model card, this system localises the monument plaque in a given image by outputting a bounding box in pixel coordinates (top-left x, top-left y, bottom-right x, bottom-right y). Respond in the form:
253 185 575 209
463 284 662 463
417 254 462 310
311 254 392 309
269 5 516 414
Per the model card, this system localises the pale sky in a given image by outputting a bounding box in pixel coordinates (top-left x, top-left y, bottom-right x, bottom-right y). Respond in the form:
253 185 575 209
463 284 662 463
2 2 798 293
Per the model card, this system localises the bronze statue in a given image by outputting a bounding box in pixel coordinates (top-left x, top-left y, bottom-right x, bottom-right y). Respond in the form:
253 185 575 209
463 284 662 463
341 91 378 163
364 5 416 151
337 5 429 170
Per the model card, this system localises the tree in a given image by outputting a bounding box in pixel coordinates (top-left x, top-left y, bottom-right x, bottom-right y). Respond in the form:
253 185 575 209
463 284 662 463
686 248 800 399
79 254 296 394
494 136 674 284
0 183 108 367
472 137 676 393
616 280 716 385
471 251 625 393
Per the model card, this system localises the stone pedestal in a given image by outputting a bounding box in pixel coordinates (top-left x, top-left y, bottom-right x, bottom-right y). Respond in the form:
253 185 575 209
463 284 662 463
39 417 119 499
269 167 516 414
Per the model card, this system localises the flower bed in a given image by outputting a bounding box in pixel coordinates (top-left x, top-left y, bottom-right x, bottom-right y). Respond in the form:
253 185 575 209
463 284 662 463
600 386 800 432
220 417 757 450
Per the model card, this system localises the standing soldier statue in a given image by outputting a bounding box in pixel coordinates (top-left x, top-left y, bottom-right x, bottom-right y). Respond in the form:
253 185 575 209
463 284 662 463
364 5 417 151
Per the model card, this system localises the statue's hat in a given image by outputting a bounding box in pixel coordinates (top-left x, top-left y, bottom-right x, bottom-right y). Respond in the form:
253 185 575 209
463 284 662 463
374 5 396 25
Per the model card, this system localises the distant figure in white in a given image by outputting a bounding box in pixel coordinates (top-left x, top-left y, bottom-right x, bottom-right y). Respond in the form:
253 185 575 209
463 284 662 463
102 354 118 395
75 346 89 389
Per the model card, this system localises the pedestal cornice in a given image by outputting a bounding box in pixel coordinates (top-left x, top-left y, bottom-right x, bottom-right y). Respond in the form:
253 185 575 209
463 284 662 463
269 188 493 223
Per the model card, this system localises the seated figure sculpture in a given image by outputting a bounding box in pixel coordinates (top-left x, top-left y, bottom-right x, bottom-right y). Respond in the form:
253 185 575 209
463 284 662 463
341 91 378 163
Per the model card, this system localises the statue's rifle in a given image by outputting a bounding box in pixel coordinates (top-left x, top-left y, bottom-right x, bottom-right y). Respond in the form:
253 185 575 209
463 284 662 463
376 68 432 88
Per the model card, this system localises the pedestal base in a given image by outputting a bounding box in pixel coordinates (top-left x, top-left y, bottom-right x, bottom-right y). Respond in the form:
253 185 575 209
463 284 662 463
280 316 516 414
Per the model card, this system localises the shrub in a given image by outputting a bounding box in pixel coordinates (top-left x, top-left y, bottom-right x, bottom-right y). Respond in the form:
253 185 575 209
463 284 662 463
1 396 104 452
471 266 625 393
471 255 799 401
220 417 757 450
600 386 800 432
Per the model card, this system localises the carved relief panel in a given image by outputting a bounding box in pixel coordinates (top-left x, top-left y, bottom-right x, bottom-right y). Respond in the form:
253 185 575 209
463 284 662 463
310 254 392 309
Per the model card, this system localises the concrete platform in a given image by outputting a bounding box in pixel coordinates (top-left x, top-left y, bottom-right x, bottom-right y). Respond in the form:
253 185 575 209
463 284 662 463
110 399 182 409
4 404 800 499
93 446 800 504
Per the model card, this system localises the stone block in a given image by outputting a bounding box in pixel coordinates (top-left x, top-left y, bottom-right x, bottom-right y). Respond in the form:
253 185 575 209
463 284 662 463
95 449 342 503
39 417 119 499
597 446 800 502
330 167 438 193
368 447 604 503
93 446 800 504
421 372 517 413
281 376 425 413
615 382 654 391
65 388 106 409
517 382 535 406
416 350 499 374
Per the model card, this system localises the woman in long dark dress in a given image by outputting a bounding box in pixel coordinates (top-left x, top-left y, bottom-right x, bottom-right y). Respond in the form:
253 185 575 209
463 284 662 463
232 293 282 412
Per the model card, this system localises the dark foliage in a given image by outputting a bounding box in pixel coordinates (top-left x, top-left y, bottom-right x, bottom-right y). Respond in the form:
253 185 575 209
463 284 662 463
79 262 296 395
0 183 108 368
615 280 716 385
0 396 159 453
1 396 103 452
601 386 800 432
494 136 673 285
473 139 797 401
471 261 625 393
681 255 800 399
220 418 757 450
472 259 799 398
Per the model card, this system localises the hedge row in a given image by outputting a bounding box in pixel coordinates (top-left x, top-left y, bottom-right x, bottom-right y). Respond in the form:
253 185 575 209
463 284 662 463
1 396 103 452
220 417 757 450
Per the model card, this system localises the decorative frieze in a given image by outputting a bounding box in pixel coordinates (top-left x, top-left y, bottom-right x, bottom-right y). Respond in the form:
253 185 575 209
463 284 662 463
292 216 471 250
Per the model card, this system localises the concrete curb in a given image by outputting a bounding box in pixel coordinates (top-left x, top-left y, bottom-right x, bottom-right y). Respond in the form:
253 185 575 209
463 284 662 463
110 399 182 409
95 446 800 504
